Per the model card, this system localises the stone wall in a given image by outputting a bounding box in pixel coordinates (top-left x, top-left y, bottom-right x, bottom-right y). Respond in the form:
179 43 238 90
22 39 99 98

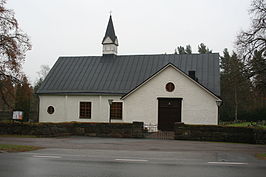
0 122 144 138
174 123 266 144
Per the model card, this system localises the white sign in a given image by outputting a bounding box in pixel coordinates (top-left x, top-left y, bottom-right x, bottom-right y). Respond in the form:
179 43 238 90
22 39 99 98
12 111 23 120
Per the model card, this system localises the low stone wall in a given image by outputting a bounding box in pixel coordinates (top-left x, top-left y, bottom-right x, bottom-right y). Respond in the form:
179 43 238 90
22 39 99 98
174 123 266 144
0 122 144 138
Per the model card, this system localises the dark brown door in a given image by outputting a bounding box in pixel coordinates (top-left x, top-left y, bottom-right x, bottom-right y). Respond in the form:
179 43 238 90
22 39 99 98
158 98 182 131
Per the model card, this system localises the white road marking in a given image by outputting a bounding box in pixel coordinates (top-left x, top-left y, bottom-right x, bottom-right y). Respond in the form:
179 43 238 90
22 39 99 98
23 152 85 157
33 155 62 159
208 162 248 165
115 158 148 162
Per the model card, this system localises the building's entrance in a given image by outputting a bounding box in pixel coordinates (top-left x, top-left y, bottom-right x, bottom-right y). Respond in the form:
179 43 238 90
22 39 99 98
158 98 182 131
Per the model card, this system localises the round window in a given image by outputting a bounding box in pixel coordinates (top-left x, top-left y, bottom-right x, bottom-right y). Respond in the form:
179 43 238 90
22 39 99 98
166 82 175 92
47 106 55 114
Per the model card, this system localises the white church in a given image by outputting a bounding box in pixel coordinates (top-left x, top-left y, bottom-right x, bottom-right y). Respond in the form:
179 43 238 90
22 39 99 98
37 16 222 131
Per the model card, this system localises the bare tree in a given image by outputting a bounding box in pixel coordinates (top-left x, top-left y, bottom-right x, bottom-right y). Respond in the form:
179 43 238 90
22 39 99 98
37 65 50 80
236 0 266 110
236 0 266 59
34 65 50 92
0 0 31 109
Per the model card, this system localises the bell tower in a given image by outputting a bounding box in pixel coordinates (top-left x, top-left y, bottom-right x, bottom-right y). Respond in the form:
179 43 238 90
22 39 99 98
102 15 118 56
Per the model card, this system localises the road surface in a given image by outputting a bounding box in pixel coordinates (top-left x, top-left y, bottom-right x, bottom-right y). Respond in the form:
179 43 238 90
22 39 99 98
0 136 265 177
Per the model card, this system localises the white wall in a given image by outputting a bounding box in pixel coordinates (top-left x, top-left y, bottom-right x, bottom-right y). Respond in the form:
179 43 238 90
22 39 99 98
123 66 218 125
39 95 122 122
39 66 219 125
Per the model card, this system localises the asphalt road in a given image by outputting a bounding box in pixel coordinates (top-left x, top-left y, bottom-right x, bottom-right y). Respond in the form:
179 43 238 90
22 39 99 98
0 136 266 177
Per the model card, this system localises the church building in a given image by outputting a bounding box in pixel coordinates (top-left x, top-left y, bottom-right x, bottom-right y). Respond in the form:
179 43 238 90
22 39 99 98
37 16 222 131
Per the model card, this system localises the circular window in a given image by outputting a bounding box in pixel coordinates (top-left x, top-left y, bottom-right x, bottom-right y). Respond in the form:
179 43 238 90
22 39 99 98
166 82 175 92
47 106 55 114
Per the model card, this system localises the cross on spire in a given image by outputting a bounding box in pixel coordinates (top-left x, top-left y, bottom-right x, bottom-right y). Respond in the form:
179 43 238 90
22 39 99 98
102 15 117 44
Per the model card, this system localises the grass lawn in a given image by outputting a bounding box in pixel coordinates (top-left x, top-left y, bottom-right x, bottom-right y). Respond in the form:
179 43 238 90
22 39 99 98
0 144 42 152
227 122 254 127
256 153 266 160
0 134 37 138
225 122 266 129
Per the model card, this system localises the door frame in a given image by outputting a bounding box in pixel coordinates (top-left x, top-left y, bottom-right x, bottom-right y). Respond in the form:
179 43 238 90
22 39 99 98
157 97 183 131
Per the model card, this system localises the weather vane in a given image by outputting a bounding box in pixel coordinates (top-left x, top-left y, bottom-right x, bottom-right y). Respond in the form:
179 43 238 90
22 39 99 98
109 10 112 15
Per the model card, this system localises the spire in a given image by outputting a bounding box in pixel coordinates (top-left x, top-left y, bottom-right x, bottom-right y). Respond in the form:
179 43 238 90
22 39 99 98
102 15 118 45
102 15 118 56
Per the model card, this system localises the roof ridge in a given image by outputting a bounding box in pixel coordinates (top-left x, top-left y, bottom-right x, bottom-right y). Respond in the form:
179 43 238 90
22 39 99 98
58 53 219 58
37 54 220 96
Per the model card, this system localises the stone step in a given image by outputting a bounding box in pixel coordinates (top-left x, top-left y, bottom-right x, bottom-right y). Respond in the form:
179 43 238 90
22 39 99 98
145 131 175 140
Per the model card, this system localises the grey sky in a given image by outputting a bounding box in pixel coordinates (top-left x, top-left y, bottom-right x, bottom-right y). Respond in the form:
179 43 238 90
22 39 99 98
7 0 252 84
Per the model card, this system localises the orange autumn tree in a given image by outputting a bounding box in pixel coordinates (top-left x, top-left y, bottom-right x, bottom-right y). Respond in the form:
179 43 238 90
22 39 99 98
0 0 31 110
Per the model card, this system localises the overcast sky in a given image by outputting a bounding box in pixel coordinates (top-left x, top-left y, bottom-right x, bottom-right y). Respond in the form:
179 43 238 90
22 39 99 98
6 0 252 84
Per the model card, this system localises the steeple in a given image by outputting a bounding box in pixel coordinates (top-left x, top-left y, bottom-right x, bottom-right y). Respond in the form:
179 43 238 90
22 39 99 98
102 15 118 56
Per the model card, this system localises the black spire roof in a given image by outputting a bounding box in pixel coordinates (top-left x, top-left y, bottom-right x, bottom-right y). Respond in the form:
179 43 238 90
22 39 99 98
102 15 118 45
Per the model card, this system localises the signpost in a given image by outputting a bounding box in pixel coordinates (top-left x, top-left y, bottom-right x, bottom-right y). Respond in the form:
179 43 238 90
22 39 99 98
12 111 23 121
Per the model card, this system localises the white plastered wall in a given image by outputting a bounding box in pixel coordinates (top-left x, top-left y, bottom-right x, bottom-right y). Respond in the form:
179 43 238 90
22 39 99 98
39 95 123 122
39 66 219 124
123 66 219 125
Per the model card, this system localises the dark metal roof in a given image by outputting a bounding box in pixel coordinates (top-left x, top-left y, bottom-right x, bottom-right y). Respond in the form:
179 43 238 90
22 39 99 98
37 53 220 96
102 15 117 44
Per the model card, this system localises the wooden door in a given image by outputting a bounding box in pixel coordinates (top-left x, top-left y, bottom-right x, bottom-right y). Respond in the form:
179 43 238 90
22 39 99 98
158 98 182 131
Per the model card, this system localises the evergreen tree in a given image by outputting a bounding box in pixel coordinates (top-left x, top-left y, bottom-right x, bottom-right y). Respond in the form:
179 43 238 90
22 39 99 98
176 45 192 54
0 77 15 111
250 50 266 109
14 76 32 121
234 0 266 121
177 46 186 54
236 0 266 104
220 49 253 121
198 43 212 54
185 45 192 54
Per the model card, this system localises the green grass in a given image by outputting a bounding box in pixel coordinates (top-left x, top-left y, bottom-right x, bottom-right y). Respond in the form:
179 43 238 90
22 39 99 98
225 122 266 129
0 144 42 152
227 122 253 127
256 153 266 160
0 134 38 138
